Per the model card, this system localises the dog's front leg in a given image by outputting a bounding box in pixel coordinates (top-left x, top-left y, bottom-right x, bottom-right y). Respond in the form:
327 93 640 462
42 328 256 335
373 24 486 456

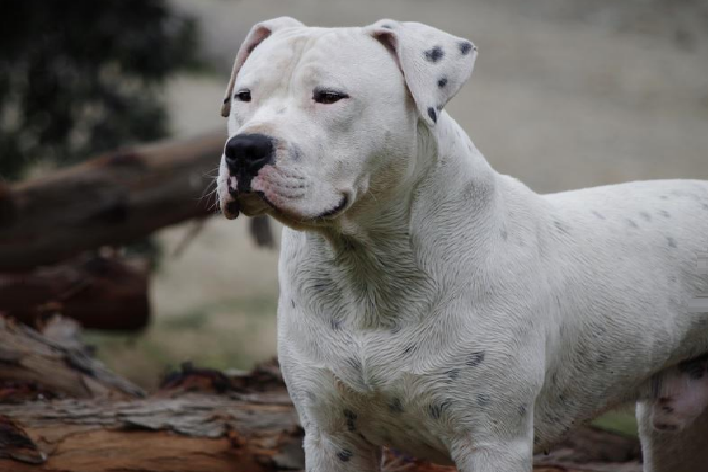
303 427 381 472
450 409 535 472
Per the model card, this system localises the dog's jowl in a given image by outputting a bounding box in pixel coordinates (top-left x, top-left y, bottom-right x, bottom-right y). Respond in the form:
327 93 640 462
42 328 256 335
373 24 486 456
217 17 708 472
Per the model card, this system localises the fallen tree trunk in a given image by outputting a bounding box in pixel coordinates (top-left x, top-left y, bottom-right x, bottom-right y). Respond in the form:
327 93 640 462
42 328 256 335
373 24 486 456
0 317 144 401
0 254 149 331
0 132 274 272
0 394 640 472
0 392 303 472
0 325 640 472
0 363 642 472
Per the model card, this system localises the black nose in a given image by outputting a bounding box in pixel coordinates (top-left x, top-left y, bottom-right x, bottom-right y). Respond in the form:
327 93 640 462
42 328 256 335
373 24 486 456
224 133 274 177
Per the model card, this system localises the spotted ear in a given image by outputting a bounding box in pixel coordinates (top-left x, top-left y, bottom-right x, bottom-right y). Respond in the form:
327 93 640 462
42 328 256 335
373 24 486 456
221 17 305 117
367 19 477 126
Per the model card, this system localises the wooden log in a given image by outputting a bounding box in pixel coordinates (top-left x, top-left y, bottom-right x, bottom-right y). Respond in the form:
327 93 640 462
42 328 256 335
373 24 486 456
0 392 640 472
0 254 149 331
0 316 144 401
0 356 641 472
0 132 274 272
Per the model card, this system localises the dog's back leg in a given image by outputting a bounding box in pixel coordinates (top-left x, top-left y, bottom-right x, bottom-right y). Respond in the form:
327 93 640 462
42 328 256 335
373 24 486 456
637 357 708 472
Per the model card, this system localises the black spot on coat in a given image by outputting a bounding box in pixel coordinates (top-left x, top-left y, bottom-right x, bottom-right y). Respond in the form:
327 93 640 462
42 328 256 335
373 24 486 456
476 393 491 407
437 77 448 88
344 409 357 431
466 351 486 367
428 399 451 419
446 368 461 380
389 398 404 413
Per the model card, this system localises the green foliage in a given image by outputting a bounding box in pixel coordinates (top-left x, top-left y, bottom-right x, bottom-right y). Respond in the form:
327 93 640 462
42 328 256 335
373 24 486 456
0 0 201 180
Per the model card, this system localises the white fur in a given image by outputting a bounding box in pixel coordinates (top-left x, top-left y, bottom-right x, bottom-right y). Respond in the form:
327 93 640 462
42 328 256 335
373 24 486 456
217 18 708 472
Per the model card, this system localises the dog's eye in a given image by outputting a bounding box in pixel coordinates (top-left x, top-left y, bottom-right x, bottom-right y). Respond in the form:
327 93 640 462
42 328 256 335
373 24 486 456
236 89 251 102
313 88 349 105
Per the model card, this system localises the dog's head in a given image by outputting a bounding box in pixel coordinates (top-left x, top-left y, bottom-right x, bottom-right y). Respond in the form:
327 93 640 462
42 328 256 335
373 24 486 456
217 18 476 230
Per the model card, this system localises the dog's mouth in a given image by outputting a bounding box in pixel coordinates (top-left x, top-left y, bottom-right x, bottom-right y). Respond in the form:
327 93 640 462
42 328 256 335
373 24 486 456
256 191 349 223
221 179 350 223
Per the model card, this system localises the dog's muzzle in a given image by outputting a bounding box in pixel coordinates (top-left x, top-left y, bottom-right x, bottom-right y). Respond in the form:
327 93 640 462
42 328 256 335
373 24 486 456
224 133 274 194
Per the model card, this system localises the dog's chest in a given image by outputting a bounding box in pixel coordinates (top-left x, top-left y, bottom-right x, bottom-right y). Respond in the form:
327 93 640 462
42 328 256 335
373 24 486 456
303 357 455 464
283 327 462 463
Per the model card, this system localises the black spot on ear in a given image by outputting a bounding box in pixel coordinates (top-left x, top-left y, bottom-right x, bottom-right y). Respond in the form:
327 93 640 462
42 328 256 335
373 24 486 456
424 45 444 63
459 41 473 55
427 107 438 123
667 237 678 248
437 77 448 88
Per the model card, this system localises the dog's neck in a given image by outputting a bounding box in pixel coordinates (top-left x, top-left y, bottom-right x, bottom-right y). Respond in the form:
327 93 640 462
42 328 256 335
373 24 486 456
313 113 505 328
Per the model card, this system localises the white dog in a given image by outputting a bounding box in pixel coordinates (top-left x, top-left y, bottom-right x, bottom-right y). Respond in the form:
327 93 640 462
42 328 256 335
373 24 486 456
216 17 708 472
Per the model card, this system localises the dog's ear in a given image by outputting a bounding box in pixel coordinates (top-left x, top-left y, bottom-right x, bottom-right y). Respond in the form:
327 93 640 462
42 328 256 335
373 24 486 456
366 19 477 127
221 17 305 117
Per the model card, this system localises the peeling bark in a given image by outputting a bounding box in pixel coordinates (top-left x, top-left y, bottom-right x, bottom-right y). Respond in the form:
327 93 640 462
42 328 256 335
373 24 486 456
0 317 144 401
